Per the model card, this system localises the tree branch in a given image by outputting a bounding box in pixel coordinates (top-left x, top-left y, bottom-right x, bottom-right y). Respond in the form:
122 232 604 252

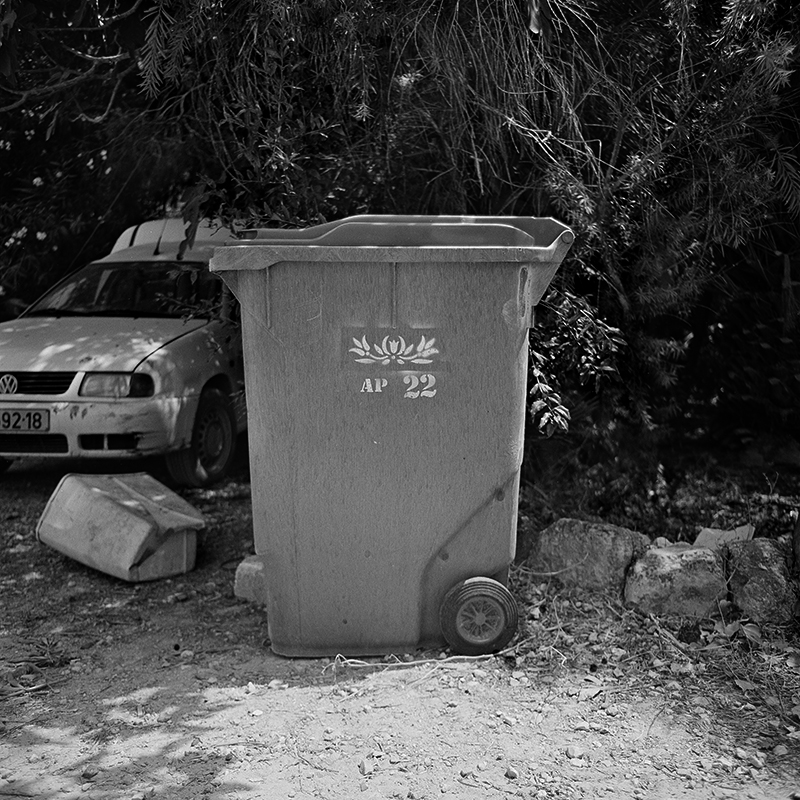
0 64 101 113
38 0 147 33
75 63 138 123
62 45 132 64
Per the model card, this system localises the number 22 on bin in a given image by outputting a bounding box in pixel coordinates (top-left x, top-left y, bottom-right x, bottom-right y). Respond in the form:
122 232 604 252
360 374 437 398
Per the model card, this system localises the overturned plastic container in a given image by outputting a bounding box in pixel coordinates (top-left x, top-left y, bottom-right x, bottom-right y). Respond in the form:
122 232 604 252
36 473 205 582
211 215 574 656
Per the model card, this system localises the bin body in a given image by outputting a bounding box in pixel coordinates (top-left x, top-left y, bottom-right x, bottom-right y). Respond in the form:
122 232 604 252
211 216 573 656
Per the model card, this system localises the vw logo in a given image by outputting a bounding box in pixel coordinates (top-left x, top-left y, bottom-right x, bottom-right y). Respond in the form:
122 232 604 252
0 374 18 394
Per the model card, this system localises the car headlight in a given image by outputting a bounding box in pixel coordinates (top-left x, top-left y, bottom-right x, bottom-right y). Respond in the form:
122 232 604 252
79 373 155 398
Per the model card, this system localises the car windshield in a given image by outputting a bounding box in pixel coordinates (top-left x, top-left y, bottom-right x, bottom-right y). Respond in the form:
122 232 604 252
26 261 222 319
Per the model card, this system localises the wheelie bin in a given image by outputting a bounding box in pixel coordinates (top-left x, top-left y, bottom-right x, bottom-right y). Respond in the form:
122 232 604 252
210 215 574 657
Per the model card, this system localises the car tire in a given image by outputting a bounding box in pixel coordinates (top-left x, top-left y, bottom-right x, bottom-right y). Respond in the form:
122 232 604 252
164 387 237 488
439 576 518 656
0 457 12 476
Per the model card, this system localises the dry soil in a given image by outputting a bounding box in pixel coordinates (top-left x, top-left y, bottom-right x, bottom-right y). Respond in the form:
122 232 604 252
1 454 799 800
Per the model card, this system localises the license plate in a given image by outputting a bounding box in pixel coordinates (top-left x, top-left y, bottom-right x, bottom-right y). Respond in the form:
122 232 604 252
0 409 50 432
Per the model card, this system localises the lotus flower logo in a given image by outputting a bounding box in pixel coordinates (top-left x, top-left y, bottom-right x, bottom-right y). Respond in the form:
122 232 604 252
349 334 439 366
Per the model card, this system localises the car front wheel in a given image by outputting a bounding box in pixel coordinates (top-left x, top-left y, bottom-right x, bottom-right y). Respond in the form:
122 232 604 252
165 387 237 487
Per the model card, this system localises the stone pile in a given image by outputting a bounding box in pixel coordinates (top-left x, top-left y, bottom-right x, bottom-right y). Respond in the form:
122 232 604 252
525 518 799 622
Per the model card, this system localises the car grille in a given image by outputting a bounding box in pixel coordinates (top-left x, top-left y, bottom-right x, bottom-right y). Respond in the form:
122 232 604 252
0 372 77 395
0 434 69 453
79 434 139 451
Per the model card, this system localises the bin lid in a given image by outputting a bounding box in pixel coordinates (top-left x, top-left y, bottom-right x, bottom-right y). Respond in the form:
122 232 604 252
238 215 570 245
211 215 574 271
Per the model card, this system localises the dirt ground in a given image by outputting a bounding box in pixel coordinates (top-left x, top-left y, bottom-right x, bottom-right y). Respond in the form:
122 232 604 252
2 450 800 800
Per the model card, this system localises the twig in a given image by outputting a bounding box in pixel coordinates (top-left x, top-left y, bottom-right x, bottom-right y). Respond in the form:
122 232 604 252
1 682 52 697
647 615 691 656
322 653 495 676
216 741 273 749
457 776 518 796
515 556 589 577
637 701 669 742
405 665 444 689
293 745 339 773
498 636 536 655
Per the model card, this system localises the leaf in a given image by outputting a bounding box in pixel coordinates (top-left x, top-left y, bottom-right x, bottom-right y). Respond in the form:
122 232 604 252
741 623 762 643
715 619 740 638
734 678 756 691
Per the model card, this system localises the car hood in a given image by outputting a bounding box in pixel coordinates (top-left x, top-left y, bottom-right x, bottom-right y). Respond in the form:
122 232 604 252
0 316 208 373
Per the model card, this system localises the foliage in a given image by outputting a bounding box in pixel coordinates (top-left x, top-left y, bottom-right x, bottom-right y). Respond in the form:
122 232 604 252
0 1 212 300
521 415 800 547
527 289 625 438
134 0 799 427
0 0 798 433
680 236 800 443
0 110 206 300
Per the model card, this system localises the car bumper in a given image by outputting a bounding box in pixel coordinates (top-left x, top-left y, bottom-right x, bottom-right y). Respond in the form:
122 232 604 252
0 396 197 459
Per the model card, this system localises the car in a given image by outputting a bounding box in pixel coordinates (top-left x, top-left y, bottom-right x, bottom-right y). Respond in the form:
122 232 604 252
0 218 246 487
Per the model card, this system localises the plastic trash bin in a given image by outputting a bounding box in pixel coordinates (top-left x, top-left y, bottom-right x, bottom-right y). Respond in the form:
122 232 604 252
210 215 574 657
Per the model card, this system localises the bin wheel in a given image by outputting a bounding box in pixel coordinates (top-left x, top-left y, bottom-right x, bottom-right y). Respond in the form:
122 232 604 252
165 387 237 487
440 577 518 656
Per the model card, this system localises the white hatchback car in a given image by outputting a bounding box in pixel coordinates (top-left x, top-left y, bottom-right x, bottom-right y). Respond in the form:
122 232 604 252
0 218 246 486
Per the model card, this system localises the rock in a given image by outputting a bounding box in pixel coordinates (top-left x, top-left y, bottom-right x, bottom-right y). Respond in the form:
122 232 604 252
358 757 374 775
726 538 799 624
653 536 671 548
526 519 649 596
234 555 269 606
624 545 726 617
694 524 754 549
747 754 765 769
